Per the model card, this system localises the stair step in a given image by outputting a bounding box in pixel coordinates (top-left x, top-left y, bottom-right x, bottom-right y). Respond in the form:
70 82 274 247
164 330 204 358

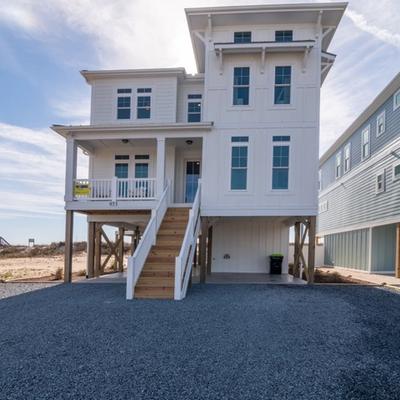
136 276 174 287
158 229 186 235
144 263 175 270
160 222 188 229
146 255 176 263
150 248 180 257
134 287 174 299
141 270 175 278
163 216 190 223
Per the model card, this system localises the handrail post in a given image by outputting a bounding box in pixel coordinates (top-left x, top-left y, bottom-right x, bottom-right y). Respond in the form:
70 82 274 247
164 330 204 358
126 256 134 300
111 176 117 202
174 256 182 300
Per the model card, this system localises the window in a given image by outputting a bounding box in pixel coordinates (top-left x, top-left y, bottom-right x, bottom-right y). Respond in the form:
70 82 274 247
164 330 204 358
274 66 291 105
361 126 370 160
117 88 131 119
135 154 150 160
187 94 202 122
344 143 351 174
272 136 290 190
231 136 248 190
233 67 250 105
376 111 386 136
335 152 341 179
115 163 128 179
394 89 400 111
234 31 252 43
393 163 400 181
137 88 151 119
115 155 129 160
376 171 385 194
275 30 293 42
135 163 149 179
319 200 328 214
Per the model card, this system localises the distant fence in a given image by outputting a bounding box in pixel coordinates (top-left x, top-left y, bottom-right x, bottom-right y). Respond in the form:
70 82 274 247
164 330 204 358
288 243 324 266
0 236 11 247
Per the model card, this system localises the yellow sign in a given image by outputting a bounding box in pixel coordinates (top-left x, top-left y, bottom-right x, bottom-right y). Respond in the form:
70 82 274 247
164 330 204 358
74 183 90 196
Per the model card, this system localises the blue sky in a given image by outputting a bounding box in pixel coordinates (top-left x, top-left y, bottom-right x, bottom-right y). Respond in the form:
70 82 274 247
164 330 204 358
0 0 399 244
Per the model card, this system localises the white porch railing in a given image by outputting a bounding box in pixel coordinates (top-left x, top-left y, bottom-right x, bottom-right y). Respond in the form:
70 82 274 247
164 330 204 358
73 178 156 201
174 181 201 300
126 181 170 300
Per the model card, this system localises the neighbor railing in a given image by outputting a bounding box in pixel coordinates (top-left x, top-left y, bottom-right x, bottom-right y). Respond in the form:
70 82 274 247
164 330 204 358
126 181 171 300
73 178 156 201
174 181 201 300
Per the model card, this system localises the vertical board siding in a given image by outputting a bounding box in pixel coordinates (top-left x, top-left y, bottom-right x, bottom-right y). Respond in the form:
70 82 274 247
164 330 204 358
320 89 400 191
324 229 369 271
371 224 396 272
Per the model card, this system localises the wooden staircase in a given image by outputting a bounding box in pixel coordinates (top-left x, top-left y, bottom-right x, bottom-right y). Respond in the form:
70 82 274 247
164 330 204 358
134 207 190 299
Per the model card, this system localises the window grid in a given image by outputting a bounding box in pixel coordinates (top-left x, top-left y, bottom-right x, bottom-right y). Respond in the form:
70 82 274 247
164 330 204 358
376 172 385 194
376 111 386 136
233 67 250 105
187 94 202 123
117 94 131 120
234 31 252 43
394 89 400 111
274 66 291 105
361 126 370 160
344 144 351 173
231 137 248 190
137 95 151 119
275 30 293 42
335 152 341 179
272 144 289 190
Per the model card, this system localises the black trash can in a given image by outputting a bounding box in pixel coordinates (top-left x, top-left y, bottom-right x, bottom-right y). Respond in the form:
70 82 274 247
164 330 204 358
269 254 283 274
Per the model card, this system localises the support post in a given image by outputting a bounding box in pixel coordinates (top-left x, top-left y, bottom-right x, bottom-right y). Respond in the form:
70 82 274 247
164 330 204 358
65 137 77 202
94 223 102 277
156 138 166 198
207 226 213 275
199 218 208 283
118 227 125 272
307 216 316 284
87 222 95 278
396 223 400 278
293 222 300 278
64 210 74 283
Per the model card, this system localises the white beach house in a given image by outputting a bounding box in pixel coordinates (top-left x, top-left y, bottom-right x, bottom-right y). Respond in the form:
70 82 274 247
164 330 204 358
52 2 347 299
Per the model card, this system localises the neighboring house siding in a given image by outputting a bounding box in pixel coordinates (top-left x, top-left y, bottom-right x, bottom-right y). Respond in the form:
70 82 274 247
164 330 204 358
324 229 369 271
318 139 400 233
320 90 400 191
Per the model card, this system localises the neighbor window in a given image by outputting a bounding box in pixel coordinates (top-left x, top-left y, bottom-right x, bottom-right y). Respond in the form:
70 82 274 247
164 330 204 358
335 152 341 179
272 136 290 190
231 136 248 190
376 111 386 137
274 66 291 105
393 163 400 181
234 31 252 43
187 94 202 122
394 89 400 111
117 88 132 119
376 171 385 194
233 67 250 105
344 143 351 174
137 88 151 119
361 126 370 160
275 30 293 42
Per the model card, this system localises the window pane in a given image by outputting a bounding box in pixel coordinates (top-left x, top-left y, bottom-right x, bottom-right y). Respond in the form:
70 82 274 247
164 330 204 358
118 97 131 107
115 163 128 178
273 136 290 142
233 87 249 105
137 96 151 107
272 169 288 189
274 86 290 105
188 94 202 99
188 113 201 122
275 30 293 42
135 163 149 178
233 67 250 85
231 169 247 190
137 108 150 119
234 31 252 43
188 102 201 113
232 146 248 168
275 66 291 84
394 164 400 177
231 136 249 142
117 88 131 94
117 108 130 119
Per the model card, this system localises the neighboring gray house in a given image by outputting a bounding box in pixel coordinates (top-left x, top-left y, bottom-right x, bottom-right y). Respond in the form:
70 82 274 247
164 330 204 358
318 72 400 277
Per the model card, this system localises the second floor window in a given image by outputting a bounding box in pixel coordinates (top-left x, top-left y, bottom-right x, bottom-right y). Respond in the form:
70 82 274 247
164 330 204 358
361 126 370 160
231 136 248 190
275 30 293 42
234 31 251 43
117 88 132 119
187 94 202 122
335 152 341 179
274 66 291 105
137 88 151 119
377 111 386 136
272 136 290 190
344 143 351 173
233 67 250 105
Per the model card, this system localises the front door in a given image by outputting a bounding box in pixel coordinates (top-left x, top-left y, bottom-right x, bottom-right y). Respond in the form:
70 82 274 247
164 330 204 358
115 163 128 197
185 160 200 203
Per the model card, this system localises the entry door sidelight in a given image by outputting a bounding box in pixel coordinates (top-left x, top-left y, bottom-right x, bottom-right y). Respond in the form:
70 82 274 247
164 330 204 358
185 161 200 203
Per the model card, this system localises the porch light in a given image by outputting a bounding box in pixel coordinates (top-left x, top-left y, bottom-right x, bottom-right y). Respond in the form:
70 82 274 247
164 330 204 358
186 140 193 145
122 139 129 144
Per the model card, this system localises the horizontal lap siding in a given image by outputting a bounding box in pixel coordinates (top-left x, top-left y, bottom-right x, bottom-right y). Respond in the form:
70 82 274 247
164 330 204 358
324 229 369 271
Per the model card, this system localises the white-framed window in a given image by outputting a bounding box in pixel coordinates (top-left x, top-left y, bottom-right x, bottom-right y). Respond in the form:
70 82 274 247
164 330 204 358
275 30 293 42
319 200 328 214
233 67 250 105
394 89 400 111
393 163 400 182
117 88 132 119
344 143 351 173
274 66 291 105
272 136 290 190
376 171 385 194
234 31 251 43
136 88 152 119
187 94 202 122
376 111 386 136
335 152 341 179
230 136 248 190
361 125 370 160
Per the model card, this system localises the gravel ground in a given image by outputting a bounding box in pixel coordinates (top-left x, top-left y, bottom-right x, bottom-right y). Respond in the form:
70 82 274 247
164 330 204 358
0 284 400 400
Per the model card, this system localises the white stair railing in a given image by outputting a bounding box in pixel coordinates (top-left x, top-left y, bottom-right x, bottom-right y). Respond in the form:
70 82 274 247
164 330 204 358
174 181 201 300
126 181 170 300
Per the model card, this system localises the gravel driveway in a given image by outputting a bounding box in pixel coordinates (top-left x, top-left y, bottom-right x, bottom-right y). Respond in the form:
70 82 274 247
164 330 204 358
0 283 399 400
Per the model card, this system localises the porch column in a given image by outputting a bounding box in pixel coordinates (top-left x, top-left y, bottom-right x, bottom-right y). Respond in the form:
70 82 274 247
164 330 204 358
200 218 209 283
65 136 78 202
307 216 316 284
156 138 166 198
64 210 74 283
87 222 95 278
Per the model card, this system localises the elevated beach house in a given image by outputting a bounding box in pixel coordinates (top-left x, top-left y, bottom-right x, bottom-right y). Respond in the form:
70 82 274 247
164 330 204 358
52 2 347 299
318 72 400 277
